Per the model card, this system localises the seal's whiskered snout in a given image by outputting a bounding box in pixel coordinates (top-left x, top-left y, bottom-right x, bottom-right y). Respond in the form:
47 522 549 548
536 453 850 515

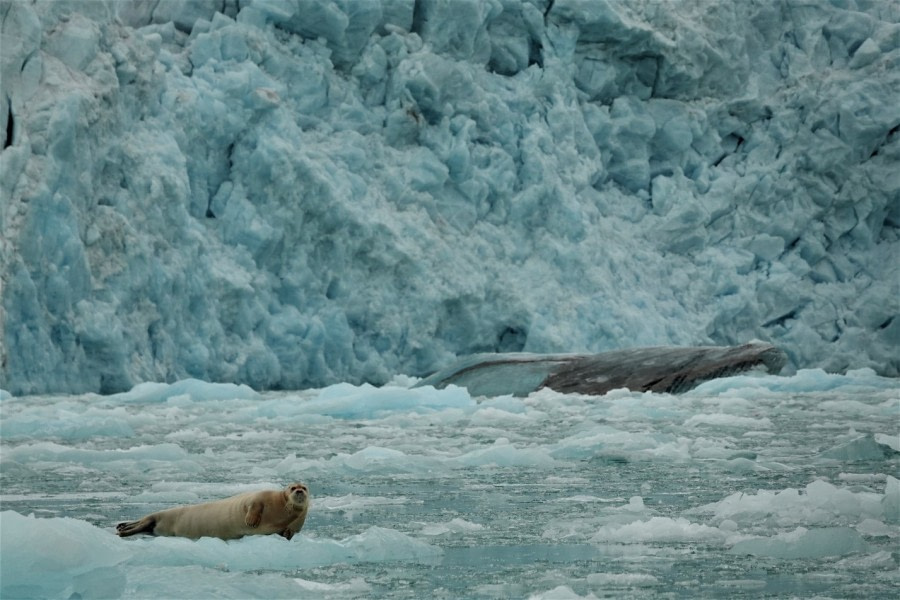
286 483 310 509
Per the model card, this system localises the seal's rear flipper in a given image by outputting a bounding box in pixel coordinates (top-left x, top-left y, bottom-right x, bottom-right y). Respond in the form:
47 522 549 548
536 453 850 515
116 516 156 537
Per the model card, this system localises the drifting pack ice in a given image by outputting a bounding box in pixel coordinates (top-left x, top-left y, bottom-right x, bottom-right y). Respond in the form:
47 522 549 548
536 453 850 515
1 0 898 396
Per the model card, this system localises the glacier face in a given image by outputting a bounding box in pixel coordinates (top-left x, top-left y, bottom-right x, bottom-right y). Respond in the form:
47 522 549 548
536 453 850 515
1 0 898 395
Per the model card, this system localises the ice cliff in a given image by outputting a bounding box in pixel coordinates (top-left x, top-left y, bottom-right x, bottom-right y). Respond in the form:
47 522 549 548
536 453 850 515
1 0 898 395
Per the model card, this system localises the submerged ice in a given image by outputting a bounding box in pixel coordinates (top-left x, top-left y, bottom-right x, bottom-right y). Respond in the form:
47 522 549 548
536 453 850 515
2 0 899 395
1 371 898 598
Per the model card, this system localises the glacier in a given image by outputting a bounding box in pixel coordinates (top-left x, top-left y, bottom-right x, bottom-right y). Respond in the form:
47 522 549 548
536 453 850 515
1 0 899 395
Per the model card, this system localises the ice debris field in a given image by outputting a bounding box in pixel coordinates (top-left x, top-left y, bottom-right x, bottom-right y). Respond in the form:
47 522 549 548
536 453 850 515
2 0 899 396
1 370 899 598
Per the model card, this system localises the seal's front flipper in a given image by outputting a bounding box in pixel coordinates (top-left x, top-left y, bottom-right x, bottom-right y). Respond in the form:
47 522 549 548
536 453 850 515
245 501 264 528
116 516 156 537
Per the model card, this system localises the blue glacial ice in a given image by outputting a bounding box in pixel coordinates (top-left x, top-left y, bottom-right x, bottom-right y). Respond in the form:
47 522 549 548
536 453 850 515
2 0 899 395
1 372 898 598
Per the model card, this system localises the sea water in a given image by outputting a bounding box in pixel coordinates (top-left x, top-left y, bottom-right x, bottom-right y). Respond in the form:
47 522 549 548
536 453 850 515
1 370 898 599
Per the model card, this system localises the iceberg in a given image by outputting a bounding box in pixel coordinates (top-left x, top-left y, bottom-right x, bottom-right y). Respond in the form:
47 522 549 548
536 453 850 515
819 433 900 461
729 527 869 559
414 342 786 396
1 0 898 396
0 511 131 600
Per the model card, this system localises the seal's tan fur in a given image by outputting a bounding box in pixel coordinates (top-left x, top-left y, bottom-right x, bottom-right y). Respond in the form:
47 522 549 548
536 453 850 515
116 482 309 540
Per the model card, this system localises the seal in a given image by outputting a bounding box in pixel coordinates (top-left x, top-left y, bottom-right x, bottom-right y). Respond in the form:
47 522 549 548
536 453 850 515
116 482 310 541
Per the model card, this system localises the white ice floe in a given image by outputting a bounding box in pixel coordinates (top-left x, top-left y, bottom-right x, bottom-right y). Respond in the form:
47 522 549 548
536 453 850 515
729 527 868 559
420 518 486 536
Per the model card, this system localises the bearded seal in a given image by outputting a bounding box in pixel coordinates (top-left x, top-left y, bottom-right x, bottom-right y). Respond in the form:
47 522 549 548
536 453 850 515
116 482 309 540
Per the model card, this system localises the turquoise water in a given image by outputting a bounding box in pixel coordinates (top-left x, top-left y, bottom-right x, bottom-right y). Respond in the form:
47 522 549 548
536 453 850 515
1 371 898 598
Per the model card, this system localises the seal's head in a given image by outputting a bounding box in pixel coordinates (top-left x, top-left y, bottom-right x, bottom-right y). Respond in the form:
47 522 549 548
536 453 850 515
285 482 310 510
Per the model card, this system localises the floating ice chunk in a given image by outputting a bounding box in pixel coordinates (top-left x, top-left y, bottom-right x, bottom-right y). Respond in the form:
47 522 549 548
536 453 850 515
690 369 897 395
883 476 899 524
550 427 689 462
469 405 535 425
722 457 769 473
453 437 556 468
112 379 259 403
543 516 608 542
712 579 766 591
328 526 443 563
283 446 442 475
0 511 130 599
874 433 900 453
1 405 134 440
693 479 886 527
586 572 658 586
838 473 888 483
621 496 647 513
856 518 893 537
420 517 486 536
344 447 415 471
543 496 655 540
541 500 655 543
479 395 529 413
296 383 474 418
817 397 899 418
475 583 529 597
832 550 898 572
294 577 372 594
682 413 773 429
729 527 868 558
4 441 190 465
819 433 900 461
317 494 412 512
590 516 731 544
554 495 631 505
529 585 599 600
